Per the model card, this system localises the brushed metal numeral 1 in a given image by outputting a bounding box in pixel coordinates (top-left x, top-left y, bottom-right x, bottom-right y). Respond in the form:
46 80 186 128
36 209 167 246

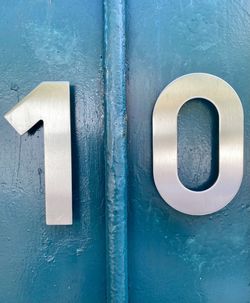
5 82 72 225
153 73 244 215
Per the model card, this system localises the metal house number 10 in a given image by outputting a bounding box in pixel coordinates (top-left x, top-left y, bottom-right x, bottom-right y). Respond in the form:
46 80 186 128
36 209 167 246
4 73 244 225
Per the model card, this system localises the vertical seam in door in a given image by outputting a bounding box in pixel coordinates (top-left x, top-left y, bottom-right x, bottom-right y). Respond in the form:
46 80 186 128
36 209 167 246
103 0 128 302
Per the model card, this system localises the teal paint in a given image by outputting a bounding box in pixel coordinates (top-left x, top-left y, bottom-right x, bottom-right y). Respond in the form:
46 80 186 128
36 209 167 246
127 0 250 302
0 1 106 302
0 0 250 302
104 0 128 302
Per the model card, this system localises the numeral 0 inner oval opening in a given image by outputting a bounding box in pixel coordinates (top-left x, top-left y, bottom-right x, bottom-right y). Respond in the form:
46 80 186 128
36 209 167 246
177 98 219 191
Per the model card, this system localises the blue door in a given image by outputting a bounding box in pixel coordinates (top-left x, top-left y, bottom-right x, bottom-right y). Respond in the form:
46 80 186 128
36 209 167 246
127 1 250 302
0 1 250 302
0 1 106 302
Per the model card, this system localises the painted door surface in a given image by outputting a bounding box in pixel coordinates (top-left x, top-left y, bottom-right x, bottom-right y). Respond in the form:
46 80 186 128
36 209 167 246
127 1 250 302
0 1 106 302
1 1 250 303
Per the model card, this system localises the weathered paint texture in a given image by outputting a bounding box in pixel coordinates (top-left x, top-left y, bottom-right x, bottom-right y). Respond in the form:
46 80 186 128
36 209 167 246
0 1 106 302
127 0 250 302
1 0 250 302
104 0 128 302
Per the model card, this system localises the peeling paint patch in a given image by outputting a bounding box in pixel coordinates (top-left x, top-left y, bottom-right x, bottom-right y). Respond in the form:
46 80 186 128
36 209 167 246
24 23 79 65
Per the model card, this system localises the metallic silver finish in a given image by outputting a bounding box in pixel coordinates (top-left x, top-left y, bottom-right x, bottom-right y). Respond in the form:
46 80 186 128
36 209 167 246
153 73 244 215
5 82 72 225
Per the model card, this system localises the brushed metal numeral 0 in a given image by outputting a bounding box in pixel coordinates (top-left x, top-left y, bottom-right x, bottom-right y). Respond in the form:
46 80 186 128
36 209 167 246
153 73 244 215
5 82 72 225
